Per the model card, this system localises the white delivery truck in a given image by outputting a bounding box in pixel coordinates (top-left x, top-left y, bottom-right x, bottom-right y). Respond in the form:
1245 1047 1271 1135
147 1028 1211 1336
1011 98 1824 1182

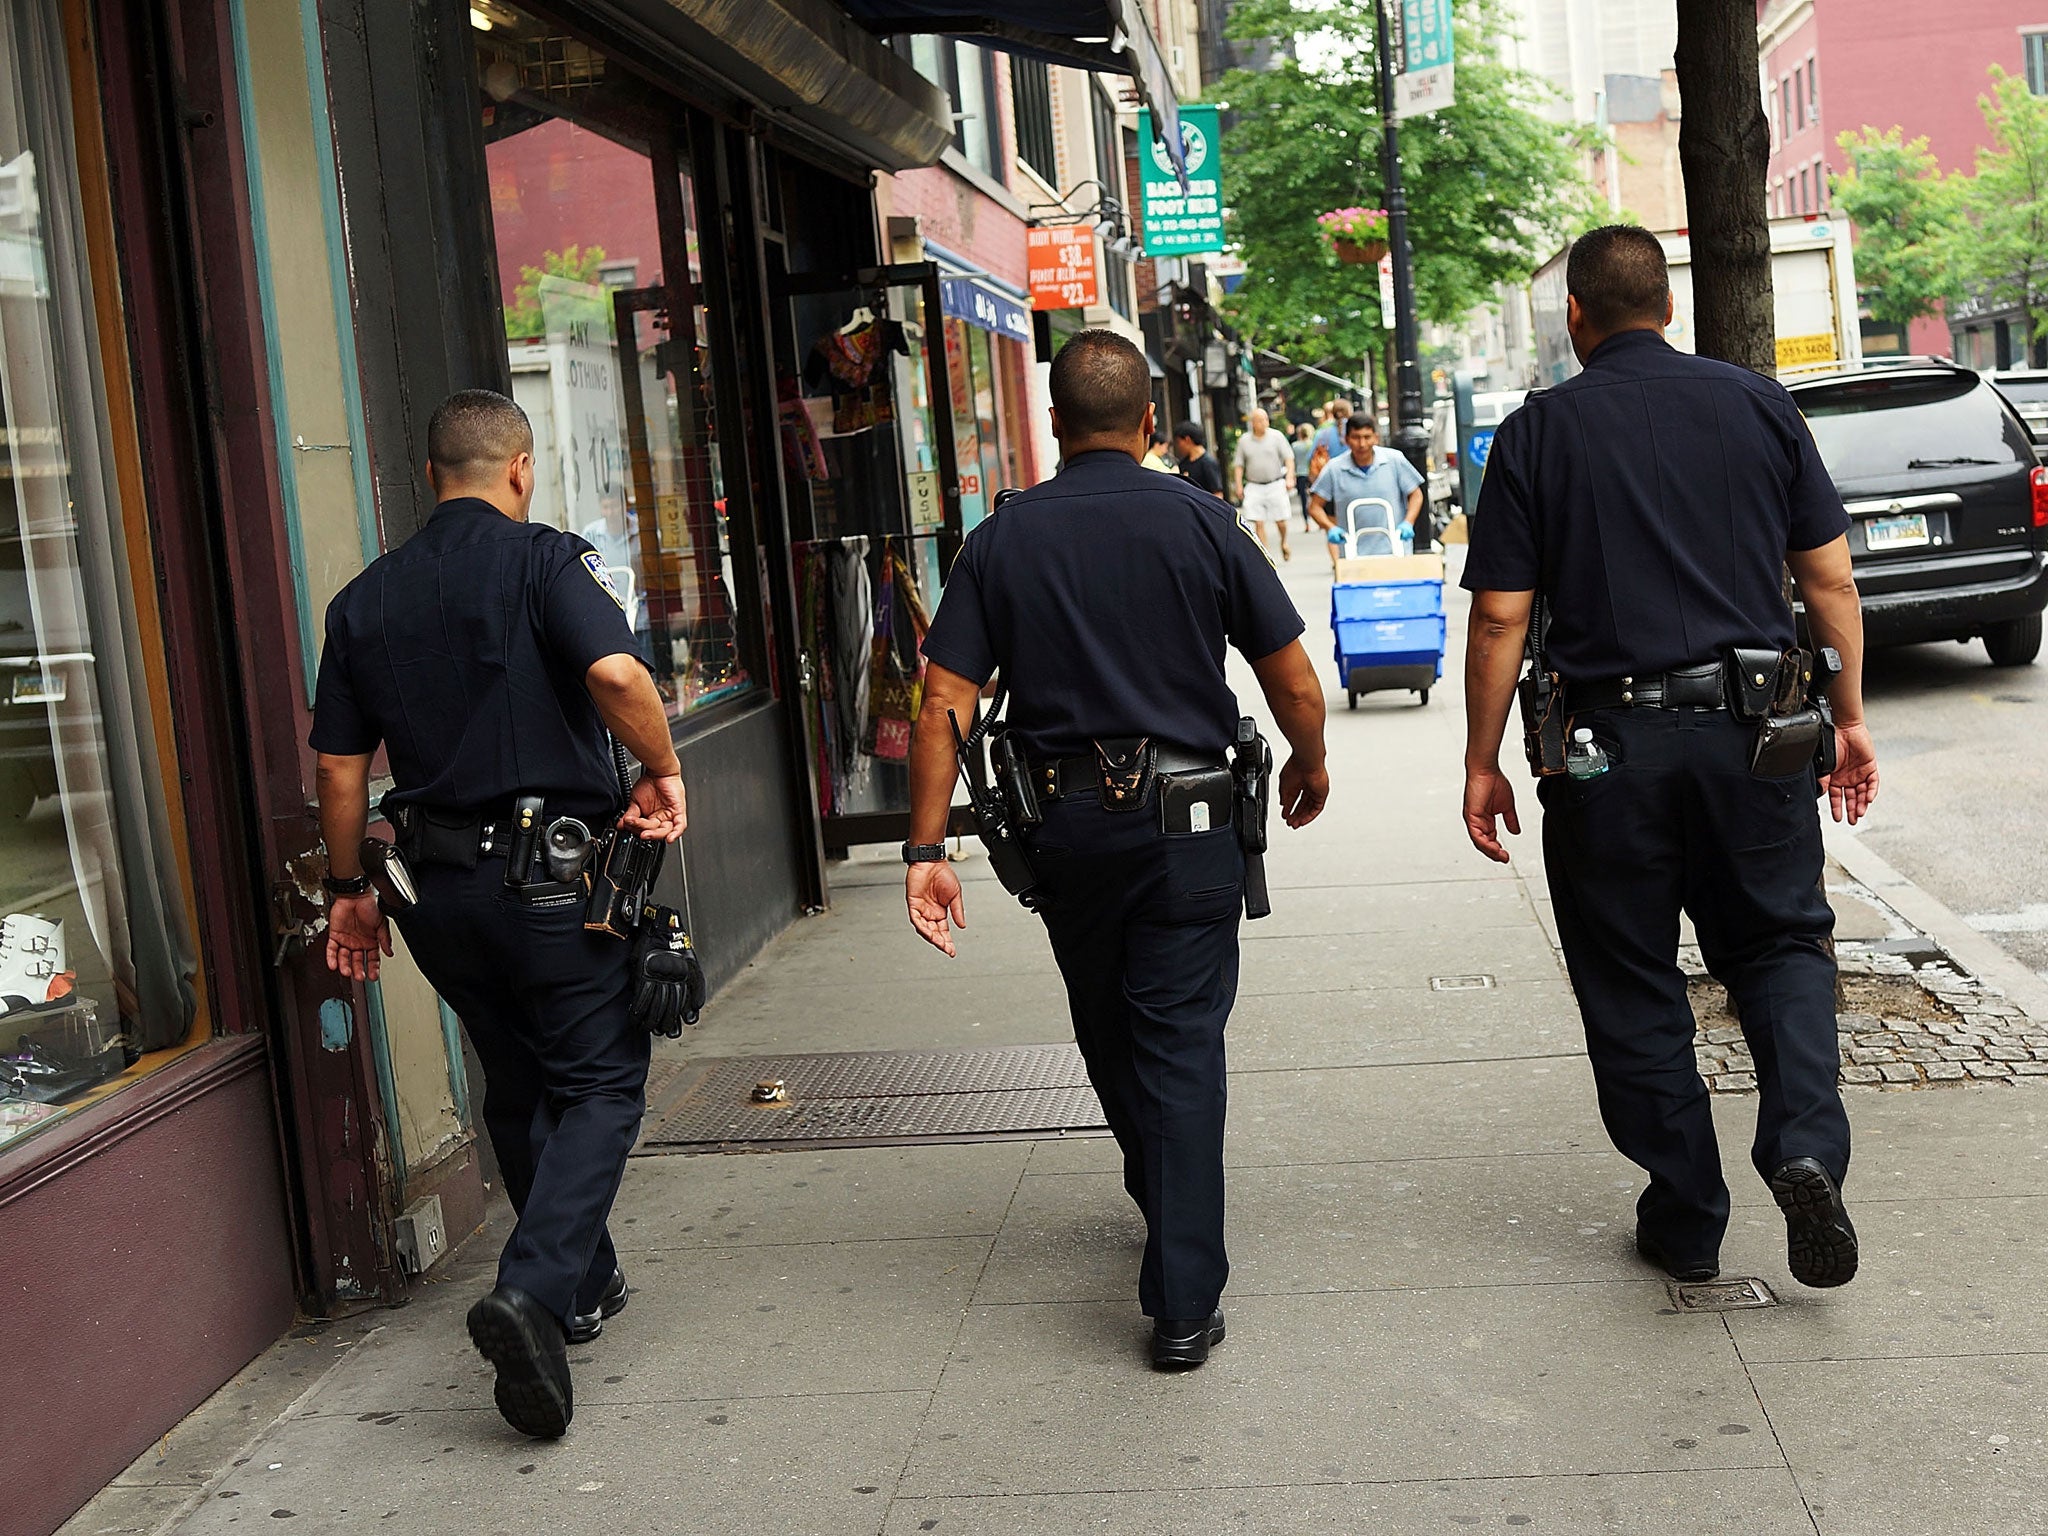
1529 214 1863 386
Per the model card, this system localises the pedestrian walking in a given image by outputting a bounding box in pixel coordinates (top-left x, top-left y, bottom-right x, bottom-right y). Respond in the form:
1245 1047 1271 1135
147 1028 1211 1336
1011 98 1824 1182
1143 429 1178 474
1459 225 1878 1291
1310 398 1353 466
1232 407 1295 561
903 331 1329 1369
1306 414 1424 572
1291 423 1316 531
311 390 693 1438
1173 419 1227 500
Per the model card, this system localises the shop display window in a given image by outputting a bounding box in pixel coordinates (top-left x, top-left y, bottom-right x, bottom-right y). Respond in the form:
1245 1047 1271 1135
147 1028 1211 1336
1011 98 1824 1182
0 2 200 1153
476 6 761 722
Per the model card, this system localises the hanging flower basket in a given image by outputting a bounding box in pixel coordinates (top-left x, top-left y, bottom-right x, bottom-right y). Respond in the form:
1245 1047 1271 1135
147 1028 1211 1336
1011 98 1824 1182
1318 207 1391 266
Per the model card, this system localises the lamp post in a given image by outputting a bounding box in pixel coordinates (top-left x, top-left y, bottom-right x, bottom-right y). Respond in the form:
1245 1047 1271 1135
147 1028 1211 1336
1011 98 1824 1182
1374 0 1434 549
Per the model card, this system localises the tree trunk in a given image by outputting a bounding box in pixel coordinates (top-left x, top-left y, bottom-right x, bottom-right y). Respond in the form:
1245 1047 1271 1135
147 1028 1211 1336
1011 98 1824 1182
1674 0 1776 374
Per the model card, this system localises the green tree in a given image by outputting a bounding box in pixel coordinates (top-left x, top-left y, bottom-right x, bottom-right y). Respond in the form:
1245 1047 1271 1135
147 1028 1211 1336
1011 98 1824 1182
1941 69 2048 345
1832 127 1956 329
1213 0 1595 364
503 244 610 340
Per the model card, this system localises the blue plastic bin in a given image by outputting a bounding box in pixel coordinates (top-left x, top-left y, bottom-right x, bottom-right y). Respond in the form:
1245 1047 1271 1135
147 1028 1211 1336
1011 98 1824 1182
1331 578 1447 708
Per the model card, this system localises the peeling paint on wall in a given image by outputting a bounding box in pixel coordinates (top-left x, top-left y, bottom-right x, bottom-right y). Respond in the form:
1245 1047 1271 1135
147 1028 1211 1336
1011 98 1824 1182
319 997 353 1051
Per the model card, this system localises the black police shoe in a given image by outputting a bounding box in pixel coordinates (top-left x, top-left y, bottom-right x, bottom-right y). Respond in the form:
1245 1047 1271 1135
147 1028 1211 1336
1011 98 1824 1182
1770 1156 1859 1288
564 1269 630 1345
1635 1228 1721 1283
1151 1309 1226 1371
466 1286 573 1438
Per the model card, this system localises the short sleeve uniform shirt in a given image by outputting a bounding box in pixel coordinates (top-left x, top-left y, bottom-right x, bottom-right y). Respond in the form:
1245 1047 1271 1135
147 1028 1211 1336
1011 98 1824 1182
1310 447 1424 523
309 496 644 819
921 451 1305 760
1461 330 1849 680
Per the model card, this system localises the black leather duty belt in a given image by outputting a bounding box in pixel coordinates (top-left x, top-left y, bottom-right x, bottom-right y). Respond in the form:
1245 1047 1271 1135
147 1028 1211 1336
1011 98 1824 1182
1565 663 1727 713
1034 747 1226 801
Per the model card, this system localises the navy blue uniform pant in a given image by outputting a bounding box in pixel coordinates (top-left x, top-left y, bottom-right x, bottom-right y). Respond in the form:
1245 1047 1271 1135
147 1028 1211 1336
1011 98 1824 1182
1539 708 1850 1259
1028 792 1244 1320
395 859 649 1323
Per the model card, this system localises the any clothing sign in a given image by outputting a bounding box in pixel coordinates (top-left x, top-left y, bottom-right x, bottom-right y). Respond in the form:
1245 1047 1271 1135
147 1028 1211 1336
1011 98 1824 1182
1027 227 1099 310
1395 0 1456 119
1137 105 1225 256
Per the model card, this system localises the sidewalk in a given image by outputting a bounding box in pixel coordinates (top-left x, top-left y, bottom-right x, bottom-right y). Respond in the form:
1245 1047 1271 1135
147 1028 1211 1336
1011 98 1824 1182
68 551 2048 1536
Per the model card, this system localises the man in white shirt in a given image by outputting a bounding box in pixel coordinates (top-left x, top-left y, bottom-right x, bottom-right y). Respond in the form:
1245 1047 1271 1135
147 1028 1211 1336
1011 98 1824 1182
1232 408 1297 561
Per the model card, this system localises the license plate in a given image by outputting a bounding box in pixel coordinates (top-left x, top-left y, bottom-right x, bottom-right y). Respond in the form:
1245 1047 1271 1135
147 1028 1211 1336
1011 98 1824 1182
1864 512 1930 552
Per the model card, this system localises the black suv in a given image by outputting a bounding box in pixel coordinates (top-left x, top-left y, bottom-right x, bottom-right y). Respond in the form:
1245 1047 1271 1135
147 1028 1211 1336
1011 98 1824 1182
1788 363 2048 666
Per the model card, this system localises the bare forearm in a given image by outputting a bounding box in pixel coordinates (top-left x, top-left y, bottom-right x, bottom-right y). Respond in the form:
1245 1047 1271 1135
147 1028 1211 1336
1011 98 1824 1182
586 656 681 774
1464 607 1527 770
909 700 962 845
1789 538 1867 723
1251 642 1327 767
315 755 373 880
1406 488 1424 524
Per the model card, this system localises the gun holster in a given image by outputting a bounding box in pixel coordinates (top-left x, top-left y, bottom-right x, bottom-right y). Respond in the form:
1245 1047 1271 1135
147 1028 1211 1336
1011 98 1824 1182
952 696 1041 910
1229 717 1273 921
585 830 667 937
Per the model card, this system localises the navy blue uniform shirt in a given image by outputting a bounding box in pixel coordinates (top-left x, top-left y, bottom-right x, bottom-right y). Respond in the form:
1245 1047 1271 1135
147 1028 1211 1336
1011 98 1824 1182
921 449 1305 759
1462 330 1849 680
308 496 642 818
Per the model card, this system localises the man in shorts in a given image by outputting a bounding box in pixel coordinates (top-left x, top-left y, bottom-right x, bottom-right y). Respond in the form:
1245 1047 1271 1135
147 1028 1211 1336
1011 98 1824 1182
1232 408 1296 561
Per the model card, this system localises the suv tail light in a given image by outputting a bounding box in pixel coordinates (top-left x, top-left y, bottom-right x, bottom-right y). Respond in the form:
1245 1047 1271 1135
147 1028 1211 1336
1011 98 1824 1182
1445 448 1457 470
2034 466 2048 527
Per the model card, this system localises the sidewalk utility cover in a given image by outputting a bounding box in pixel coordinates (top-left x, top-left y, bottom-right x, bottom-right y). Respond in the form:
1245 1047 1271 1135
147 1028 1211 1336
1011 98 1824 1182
638 1045 1107 1152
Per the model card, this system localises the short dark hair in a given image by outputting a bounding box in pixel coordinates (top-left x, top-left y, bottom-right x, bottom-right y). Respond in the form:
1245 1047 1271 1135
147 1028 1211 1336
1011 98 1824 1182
427 389 533 479
1566 224 1670 333
1344 414 1376 438
1150 430 1170 448
1173 420 1205 446
1048 330 1152 440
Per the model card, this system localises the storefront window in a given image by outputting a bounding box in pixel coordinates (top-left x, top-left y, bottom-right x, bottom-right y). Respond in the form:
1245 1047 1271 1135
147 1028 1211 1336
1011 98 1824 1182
943 291 1037 531
0 3 198 1152
477 8 759 719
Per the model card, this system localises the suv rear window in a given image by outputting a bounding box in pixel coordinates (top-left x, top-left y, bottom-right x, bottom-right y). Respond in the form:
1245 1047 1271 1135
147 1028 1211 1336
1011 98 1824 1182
1995 376 2048 406
1796 375 2027 480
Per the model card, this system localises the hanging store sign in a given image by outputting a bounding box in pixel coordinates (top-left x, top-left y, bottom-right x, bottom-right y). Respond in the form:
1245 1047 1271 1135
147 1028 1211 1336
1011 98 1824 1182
1027 226 1100 310
939 275 1032 343
1395 0 1456 119
1137 104 1226 256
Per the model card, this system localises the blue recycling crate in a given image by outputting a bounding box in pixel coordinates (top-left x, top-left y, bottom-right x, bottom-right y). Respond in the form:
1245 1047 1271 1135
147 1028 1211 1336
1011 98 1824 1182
1331 579 1446 708
1332 580 1444 622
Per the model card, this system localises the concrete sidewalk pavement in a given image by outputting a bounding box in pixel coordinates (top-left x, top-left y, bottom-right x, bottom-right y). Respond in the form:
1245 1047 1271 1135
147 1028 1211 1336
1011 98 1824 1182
67 550 2048 1536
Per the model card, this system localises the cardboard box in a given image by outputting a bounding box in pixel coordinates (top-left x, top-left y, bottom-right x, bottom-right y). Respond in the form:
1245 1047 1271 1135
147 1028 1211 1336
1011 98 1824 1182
1335 553 1444 584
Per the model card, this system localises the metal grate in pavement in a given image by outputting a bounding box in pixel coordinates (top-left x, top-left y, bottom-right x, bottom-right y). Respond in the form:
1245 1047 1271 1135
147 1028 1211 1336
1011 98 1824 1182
1669 1277 1777 1312
637 1044 1107 1153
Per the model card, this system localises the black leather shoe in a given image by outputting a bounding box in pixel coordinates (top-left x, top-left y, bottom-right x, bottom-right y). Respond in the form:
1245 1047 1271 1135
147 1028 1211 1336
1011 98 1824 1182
1636 1228 1721 1283
467 1286 573 1438
565 1269 629 1345
1151 1309 1226 1371
1771 1156 1859 1288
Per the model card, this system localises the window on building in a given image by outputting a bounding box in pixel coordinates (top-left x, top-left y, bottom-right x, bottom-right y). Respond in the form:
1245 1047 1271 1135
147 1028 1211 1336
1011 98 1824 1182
1012 56 1057 185
1806 57 1818 122
2026 32 2048 95
1787 75 1800 133
1090 84 1132 319
1798 166 1810 213
1815 157 1827 210
904 38 1004 182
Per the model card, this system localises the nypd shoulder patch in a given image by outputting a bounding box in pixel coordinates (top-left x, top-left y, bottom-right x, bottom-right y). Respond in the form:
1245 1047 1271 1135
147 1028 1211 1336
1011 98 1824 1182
582 549 626 610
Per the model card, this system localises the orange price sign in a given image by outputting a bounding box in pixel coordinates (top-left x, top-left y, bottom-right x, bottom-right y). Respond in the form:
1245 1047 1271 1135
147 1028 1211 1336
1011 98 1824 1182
1027 227 1100 311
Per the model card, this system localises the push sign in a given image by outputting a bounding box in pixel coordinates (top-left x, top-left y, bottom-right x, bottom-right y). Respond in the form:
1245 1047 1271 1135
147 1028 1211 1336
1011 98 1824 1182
1137 105 1225 256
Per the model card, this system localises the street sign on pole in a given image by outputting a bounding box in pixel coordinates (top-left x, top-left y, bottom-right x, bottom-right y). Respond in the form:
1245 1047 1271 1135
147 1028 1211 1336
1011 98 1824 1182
1137 105 1226 255
1394 0 1455 119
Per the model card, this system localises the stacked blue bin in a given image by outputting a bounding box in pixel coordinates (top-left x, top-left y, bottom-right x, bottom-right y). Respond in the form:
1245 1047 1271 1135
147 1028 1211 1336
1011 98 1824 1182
1331 573 1447 708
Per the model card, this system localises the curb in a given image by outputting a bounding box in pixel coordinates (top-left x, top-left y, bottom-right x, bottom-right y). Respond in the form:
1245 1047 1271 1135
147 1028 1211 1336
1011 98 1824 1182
1823 821 2048 1023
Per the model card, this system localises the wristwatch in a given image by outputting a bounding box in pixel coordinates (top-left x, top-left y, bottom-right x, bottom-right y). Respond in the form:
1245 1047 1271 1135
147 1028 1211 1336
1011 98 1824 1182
901 842 948 866
322 872 372 896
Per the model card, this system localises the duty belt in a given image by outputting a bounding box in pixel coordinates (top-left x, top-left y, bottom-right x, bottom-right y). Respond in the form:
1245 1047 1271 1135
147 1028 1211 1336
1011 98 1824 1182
1565 662 1726 714
1034 747 1225 801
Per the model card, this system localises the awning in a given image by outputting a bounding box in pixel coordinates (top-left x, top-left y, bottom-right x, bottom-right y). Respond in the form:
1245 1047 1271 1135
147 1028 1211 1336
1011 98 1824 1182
838 0 1185 176
939 275 1034 344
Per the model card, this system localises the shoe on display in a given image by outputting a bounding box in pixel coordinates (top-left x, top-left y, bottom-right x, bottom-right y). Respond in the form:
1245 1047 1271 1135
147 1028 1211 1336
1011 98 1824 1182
0 915 67 1016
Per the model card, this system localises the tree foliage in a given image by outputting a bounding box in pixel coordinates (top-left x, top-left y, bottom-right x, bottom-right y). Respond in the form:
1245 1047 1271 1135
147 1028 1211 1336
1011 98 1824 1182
1942 69 2048 340
503 244 610 340
1212 0 1595 363
1831 128 1954 330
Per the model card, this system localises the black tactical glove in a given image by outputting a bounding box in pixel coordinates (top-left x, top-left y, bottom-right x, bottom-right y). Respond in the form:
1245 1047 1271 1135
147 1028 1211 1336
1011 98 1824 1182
628 904 706 1037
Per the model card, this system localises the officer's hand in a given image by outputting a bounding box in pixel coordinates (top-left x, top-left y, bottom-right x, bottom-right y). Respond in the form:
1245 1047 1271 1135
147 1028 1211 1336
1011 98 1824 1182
1278 755 1328 827
1822 721 1879 826
1463 766 1521 863
621 772 688 841
325 893 392 983
906 860 967 957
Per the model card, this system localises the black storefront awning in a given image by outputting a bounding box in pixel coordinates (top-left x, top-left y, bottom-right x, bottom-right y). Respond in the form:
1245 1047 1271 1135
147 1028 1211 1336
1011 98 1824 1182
839 0 1185 176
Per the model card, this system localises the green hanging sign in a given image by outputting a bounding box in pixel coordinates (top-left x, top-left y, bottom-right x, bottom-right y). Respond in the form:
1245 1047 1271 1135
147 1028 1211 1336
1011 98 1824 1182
1137 104 1226 256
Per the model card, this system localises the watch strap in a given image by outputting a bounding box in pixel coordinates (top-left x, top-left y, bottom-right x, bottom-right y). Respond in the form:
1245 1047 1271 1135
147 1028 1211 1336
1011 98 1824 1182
901 842 948 865
322 872 372 896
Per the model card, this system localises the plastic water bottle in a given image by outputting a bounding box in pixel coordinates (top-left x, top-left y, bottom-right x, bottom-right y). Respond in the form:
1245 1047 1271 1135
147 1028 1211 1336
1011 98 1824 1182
1566 727 1611 781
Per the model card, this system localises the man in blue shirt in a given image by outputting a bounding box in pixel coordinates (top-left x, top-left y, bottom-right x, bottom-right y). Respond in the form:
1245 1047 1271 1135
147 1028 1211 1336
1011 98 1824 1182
1310 397 1353 461
1307 415 1425 568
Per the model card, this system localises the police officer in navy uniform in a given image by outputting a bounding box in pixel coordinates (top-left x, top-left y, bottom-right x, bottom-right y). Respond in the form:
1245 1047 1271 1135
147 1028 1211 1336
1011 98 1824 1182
1459 227 1880 1291
905 331 1331 1368
312 390 687 1437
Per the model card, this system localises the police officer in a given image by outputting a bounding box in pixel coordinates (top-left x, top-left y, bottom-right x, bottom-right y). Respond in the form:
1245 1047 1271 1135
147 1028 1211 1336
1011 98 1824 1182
311 390 687 1437
1460 227 1880 1291
905 331 1331 1369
